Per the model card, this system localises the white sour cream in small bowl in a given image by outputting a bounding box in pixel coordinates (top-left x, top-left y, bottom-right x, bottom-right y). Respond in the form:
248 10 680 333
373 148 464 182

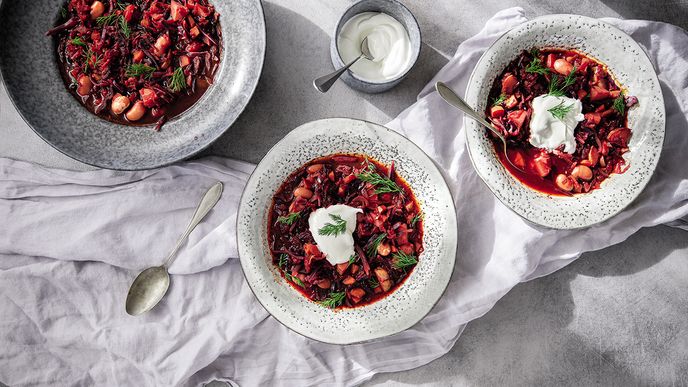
330 0 421 93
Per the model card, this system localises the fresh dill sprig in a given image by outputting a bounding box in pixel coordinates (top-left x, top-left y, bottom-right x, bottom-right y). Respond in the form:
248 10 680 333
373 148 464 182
119 15 131 38
548 66 578 97
169 67 186 93
492 94 506 106
284 272 304 288
319 292 346 309
525 57 550 76
357 167 402 194
69 37 87 47
278 254 288 269
117 1 128 10
96 13 119 27
277 212 301 225
369 277 379 289
348 254 357 265
392 251 418 270
60 7 68 18
84 49 99 74
613 94 626 115
318 214 347 237
125 63 155 78
547 101 574 121
366 233 386 258
410 212 423 227
529 47 541 58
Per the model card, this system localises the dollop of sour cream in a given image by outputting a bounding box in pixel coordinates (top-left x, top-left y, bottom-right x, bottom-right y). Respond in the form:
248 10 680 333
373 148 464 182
337 12 413 82
308 204 362 265
529 95 585 154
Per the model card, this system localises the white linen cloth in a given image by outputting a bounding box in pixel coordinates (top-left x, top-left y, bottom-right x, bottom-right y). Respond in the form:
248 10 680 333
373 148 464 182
1 7 688 386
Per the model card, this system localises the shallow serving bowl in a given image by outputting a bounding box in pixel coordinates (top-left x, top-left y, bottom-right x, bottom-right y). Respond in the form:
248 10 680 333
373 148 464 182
0 0 265 170
237 118 457 344
464 14 665 229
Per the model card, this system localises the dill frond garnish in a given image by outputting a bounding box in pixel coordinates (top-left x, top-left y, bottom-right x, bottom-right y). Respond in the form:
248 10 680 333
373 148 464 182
318 214 347 237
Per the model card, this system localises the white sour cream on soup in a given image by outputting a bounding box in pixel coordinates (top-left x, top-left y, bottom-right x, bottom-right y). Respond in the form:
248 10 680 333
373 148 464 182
337 12 413 82
529 94 585 154
308 204 362 265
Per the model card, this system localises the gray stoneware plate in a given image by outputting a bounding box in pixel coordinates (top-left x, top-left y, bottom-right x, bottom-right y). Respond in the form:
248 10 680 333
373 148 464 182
464 14 665 229
0 0 265 170
237 118 457 344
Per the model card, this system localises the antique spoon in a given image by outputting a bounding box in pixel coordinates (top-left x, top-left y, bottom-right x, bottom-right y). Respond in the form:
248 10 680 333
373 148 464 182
125 181 224 316
313 37 373 93
435 81 526 173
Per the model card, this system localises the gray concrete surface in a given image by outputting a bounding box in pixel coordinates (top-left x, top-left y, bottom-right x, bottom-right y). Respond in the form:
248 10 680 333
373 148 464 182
2 0 687 385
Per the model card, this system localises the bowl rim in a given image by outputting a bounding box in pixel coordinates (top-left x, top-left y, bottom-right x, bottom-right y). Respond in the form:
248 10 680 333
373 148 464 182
0 0 267 171
236 117 458 344
332 0 422 86
463 13 666 229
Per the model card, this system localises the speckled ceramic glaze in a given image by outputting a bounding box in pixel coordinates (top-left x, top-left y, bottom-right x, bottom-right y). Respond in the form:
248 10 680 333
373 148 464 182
464 15 665 229
0 0 265 170
237 118 457 344
330 0 421 93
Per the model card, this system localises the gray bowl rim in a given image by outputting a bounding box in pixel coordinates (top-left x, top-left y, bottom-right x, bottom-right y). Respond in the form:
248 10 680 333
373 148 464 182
0 0 267 171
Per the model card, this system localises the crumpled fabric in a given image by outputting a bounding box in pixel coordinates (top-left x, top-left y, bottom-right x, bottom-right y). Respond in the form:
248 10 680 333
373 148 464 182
1 7 687 387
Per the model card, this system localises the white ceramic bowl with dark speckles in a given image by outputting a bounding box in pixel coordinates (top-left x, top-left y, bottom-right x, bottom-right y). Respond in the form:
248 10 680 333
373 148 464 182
464 15 665 229
0 0 265 170
237 118 457 344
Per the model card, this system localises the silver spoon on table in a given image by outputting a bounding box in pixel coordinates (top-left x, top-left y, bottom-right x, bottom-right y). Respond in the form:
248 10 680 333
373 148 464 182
125 182 224 316
434 81 526 174
313 37 373 93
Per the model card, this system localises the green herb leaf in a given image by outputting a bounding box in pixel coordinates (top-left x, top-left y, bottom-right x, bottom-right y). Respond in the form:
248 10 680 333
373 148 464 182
277 212 301 225
357 168 402 194
492 94 506 106
84 49 99 74
548 65 577 97
117 1 128 10
125 63 155 78
60 7 68 18
119 15 131 38
96 13 119 27
69 37 87 47
392 251 418 270
366 233 386 258
529 47 540 58
318 214 347 237
525 57 550 76
613 94 626 115
319 292 346 309
278 254 288 269
348 254 357 265
547 101 574 121
368 277 379 289
410 212 423 227
169 67 186 93
284 272 304 288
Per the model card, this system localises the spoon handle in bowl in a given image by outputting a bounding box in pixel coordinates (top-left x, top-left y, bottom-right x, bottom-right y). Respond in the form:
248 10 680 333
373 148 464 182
435 82 498 132
313 55 363 93
162 181 224 268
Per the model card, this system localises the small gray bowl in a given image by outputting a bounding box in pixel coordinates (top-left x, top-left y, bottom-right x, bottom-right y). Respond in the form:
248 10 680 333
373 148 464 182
329 0 421 94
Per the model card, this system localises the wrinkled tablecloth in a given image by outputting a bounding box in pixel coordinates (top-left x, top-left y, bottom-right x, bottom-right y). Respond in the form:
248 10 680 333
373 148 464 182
1 7 687 387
